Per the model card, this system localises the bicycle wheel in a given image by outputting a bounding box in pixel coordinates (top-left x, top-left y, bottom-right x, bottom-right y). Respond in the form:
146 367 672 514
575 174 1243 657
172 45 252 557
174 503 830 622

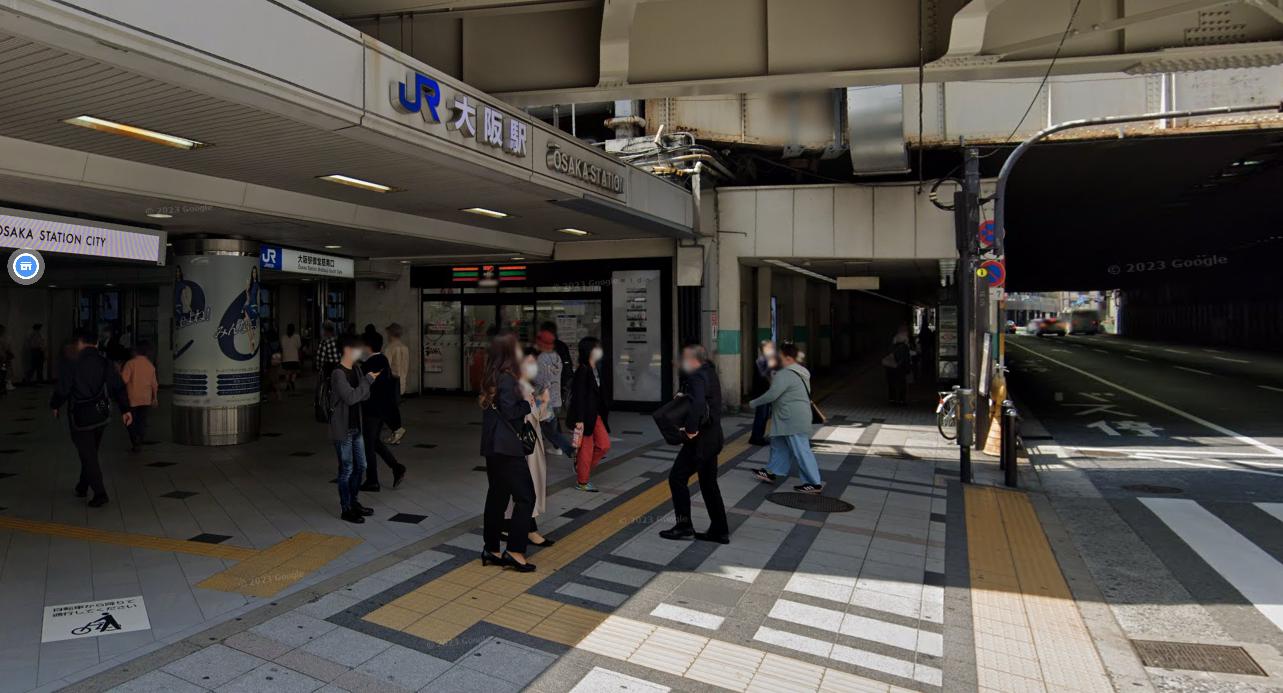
937 399 958 441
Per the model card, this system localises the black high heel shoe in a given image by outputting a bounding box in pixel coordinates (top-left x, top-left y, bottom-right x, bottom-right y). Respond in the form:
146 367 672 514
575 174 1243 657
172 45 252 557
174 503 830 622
502 552 536 573
528 537 556 548
480 550 506 566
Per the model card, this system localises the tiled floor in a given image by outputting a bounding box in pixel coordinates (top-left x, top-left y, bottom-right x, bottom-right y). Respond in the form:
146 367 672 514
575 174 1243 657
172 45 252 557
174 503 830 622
15 364 1278 692
0 380 664 692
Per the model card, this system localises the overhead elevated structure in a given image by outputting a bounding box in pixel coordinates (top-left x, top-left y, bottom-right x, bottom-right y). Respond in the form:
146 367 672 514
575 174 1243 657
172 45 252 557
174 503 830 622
303 0 1283 105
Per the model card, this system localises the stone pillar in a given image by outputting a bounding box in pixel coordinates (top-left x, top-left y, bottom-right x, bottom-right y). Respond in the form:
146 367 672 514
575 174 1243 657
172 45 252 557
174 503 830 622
171 238 261 446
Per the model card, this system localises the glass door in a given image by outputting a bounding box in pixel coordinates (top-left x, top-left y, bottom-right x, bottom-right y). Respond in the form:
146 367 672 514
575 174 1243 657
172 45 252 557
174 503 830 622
462 304 494 392
535 298 603 370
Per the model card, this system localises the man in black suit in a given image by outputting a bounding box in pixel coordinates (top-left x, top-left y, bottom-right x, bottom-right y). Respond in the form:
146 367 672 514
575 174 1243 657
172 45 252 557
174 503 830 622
660 344 729 544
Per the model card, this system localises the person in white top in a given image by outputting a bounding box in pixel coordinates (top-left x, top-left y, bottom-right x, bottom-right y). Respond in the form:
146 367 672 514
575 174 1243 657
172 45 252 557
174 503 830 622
280 323 303 392
383 323 410 444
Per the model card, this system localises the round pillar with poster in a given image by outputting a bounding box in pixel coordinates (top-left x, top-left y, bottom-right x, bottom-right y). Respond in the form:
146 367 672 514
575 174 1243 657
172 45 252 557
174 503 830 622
171 238 262 446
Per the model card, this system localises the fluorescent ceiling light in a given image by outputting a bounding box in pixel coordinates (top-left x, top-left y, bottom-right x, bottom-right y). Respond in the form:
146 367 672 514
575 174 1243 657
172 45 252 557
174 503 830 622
318 174 394 193
511 256 525 260
324 245 342 249
764 259 836 285
461 207 509 219
146 212 173 219
557 228 590 236
65 115 206 150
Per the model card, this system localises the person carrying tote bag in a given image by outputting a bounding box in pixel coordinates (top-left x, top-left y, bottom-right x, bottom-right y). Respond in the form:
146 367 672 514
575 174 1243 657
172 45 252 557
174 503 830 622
747 342 825 494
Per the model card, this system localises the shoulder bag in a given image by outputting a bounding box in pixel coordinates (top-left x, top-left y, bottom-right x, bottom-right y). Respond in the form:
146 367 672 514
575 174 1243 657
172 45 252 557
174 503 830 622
493 404 538 456
788 370 827 425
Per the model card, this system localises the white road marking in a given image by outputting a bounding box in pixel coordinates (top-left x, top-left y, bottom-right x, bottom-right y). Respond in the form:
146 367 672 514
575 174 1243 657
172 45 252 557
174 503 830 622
1141 498 1283 631
1009 340 1283 457
1256 503 1283 525
1214 356 1251 364
1163 348 1189 355
1132 454 1283 477
1086 421 1120 436
1259 385 1283 394
1093 349 1107 354
1073 446 1283 458
1126 355 1148 362
1203 348 1225 354
1174 366 1213 376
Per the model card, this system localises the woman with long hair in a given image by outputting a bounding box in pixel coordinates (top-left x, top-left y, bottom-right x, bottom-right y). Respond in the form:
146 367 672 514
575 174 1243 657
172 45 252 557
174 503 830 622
566 336 610 492
478 332 537 571
504 352 554 547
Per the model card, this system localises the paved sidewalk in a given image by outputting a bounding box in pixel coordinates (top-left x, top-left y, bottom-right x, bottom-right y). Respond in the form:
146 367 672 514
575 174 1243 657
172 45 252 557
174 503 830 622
8 365 1282 692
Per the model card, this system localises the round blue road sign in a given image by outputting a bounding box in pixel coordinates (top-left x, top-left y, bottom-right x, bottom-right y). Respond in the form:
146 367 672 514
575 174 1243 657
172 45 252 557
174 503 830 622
978 259 1005 287
8 248 44 286
978 219 996 247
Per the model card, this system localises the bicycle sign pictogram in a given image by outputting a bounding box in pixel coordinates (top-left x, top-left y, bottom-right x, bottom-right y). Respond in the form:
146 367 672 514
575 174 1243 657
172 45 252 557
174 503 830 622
42 596 150 642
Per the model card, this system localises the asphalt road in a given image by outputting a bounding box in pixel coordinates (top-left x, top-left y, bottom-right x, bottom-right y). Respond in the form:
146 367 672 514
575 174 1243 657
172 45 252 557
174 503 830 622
1005 333 1283 502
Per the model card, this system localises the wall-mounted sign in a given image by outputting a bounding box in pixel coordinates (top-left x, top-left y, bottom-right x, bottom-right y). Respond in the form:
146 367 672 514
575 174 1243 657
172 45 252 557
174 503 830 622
837 276 880 291
390 69 528 159
451 264 527 287
545 142 625 195
260 245 354 279
0 207 165 264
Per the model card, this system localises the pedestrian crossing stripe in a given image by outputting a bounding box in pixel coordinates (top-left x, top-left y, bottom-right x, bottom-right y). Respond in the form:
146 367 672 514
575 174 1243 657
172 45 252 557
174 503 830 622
1140 498 1283 632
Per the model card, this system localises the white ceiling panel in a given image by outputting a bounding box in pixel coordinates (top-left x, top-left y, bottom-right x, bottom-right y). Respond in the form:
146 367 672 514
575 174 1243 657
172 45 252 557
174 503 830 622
0 31 666 244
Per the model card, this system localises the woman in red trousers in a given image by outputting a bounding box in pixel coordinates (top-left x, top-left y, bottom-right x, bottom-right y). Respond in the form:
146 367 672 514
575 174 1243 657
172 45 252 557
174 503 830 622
566 336 609 492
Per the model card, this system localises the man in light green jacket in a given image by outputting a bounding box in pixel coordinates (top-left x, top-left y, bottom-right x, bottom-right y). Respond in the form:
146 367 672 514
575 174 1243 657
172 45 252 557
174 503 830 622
748 343 824 493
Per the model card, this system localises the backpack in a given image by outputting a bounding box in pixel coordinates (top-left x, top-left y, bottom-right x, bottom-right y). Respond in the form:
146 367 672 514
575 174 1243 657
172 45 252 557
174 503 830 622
314 373 334 424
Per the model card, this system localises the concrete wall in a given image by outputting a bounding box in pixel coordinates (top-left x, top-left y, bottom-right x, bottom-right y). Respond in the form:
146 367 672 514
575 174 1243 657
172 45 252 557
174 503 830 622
717 184 955 260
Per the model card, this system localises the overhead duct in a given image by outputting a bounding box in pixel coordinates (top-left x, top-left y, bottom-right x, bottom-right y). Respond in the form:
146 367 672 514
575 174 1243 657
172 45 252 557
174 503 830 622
847 85 910 176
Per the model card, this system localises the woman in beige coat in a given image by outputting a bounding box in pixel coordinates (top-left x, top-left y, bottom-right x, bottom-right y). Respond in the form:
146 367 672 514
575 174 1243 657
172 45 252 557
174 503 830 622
507 352 555 547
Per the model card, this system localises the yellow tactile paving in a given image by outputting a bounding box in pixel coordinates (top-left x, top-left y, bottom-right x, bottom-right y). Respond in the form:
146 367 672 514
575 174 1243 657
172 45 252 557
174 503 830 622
0 516 360 597
964 486 1113 693
365 435 752 643
197 531 361 597
0 515 258 560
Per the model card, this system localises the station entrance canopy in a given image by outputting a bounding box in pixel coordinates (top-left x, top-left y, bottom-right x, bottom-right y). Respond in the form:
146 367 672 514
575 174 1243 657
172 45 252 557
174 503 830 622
0 0 693 260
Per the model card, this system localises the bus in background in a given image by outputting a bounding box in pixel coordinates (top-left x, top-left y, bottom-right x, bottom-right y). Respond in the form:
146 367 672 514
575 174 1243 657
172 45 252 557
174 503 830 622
1069 308 1102 335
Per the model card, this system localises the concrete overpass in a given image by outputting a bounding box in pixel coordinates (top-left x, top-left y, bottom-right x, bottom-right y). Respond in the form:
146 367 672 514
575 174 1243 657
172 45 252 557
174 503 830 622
301 0 1283 105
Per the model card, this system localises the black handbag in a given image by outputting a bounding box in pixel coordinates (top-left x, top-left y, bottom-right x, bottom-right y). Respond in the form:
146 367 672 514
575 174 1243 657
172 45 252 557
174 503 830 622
495 406 538 456
652 393 709 446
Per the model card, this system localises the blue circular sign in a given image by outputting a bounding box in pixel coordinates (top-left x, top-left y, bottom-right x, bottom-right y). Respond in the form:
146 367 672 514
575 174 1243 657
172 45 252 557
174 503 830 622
978 220 996 247
8 248 44 285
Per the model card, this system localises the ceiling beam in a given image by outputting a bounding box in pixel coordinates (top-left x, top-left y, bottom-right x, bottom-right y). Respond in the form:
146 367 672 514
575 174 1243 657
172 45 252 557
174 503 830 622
494 41 1283 106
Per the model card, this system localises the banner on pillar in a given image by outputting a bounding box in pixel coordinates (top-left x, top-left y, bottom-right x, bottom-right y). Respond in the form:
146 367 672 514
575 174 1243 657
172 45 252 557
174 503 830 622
172 255 261 408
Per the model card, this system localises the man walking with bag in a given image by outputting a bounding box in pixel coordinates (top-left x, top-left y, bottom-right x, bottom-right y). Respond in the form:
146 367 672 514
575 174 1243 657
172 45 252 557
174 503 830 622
51 329 132 508
659 345 729 544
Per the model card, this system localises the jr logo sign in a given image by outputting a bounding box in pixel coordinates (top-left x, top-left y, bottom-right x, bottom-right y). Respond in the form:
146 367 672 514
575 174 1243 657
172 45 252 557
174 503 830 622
392 70 442 123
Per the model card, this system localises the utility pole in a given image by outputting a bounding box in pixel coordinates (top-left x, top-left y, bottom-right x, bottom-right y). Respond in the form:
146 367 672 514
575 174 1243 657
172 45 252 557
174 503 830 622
953 147 980 484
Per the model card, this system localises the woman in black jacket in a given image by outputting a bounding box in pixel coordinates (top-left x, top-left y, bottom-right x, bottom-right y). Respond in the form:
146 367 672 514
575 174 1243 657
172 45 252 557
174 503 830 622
566 336 609 492
479 332 536 572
